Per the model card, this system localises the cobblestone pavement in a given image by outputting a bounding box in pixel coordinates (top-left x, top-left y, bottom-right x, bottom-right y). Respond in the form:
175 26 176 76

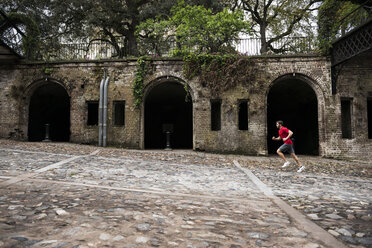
0 139 371 248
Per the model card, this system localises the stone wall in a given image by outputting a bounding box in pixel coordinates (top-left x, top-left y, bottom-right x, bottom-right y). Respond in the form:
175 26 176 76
0 55 370 160
323 52 372 160
191 56 331 156
0 65 22 139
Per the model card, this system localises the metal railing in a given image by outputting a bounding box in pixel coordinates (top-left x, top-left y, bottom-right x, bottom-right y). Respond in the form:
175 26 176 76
0 10 26 57
0 8 317 61
234 36 316 56
2 2 370 61
334 1 372 39
42 36 316 61
44 40 123 60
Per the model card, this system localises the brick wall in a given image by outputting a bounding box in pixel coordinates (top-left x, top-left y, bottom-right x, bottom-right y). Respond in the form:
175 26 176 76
0 55 370 160
323 53 372 160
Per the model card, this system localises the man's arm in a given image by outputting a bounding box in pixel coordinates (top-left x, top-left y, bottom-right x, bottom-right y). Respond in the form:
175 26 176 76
272 136 281 141
283 130 293 142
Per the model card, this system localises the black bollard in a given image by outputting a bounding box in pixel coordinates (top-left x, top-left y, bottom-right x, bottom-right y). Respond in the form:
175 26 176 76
165 131 172 150
43 123 51 142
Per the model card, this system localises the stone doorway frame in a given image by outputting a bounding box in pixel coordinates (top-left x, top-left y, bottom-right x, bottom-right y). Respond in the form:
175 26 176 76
21 78 71 141
266 73 327 156
139 75 195 150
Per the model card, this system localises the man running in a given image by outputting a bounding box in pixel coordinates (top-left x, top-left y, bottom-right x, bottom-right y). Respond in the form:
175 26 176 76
272 120 305 172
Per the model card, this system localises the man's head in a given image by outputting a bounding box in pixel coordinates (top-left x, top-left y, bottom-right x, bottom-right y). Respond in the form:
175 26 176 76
276 120 283 129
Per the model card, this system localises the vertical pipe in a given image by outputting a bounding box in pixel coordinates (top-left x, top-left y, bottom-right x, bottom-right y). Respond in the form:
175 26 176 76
43 123 51 142
103 76 110 147
98 72 106 146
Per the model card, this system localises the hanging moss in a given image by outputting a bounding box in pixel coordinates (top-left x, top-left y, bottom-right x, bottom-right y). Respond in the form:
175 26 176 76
183 54 256 96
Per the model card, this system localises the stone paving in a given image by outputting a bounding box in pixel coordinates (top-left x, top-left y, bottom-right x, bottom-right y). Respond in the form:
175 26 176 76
248 169 372 247
0 149 71 176
0 139 371 248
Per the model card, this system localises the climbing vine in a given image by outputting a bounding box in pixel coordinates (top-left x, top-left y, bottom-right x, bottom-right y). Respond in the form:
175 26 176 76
132 57 147 108
132 54 256 107
183 54 256 96
184 83 190 102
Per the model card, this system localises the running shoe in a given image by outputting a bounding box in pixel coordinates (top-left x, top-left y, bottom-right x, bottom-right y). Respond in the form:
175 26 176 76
282 161 290 168
297 166 305 173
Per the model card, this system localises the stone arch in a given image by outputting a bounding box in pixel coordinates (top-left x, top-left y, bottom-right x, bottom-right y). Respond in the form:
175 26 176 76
266 73 326 155
26 78 71 141
143 76 195 101
141 76 194 149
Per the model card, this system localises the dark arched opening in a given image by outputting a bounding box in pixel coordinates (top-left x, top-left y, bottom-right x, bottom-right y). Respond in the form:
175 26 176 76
145 81 192 149
28 82 70 141
267 77 319 155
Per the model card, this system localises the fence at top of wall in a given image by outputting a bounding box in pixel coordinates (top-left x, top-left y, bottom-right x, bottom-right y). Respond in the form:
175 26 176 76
44 36 318 61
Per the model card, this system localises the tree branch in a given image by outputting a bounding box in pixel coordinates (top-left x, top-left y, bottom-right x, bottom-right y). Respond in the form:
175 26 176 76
241 0 261 23
267 0 321 46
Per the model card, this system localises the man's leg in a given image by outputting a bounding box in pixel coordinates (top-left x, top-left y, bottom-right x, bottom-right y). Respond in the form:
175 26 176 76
277 144 291 167
277 149 287 162
290 153 302 167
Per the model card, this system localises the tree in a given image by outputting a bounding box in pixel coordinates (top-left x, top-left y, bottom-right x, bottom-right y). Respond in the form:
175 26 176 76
184 0 227 13
230 0 321 54
1 0 165 58
0 0 90 60
86 0 229 57
135 18 173 56
82 0 150 57
137 1 250 56
1 0 229 59
0 10 40 59
318 0 369 54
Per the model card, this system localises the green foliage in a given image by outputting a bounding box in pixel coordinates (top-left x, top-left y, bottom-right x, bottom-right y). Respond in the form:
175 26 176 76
183 54 256 96
136 17 173 56
1 0 171 59
1 0 90 60
1 12 40 60
236 0 321 54
132 57 147 108
172 1 250 54
171 48 192 57
137 0 250 56
184 83 191 102
318 0 361 54
2 0 229 60
42 67 53 75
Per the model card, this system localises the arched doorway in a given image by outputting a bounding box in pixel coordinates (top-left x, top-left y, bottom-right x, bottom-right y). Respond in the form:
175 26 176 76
28 82 70 141
145 81 192 149
267 75 319 155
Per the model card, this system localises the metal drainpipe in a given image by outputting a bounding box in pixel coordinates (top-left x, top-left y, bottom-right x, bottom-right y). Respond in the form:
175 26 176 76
98 72 106 147
103 76 110 147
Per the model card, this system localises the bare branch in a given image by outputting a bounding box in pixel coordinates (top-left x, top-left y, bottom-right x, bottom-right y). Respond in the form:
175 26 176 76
266 0 321 47
242 0 262 23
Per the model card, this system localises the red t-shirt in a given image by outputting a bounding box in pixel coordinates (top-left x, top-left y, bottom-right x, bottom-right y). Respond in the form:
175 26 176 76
279 127 293 144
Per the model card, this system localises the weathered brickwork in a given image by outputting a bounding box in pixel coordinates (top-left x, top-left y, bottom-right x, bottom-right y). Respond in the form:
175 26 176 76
0 55 370 160
324 54 372 160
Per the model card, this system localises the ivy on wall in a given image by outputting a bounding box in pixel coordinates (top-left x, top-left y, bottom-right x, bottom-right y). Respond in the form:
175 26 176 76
183 54 256 96
131 54 257 106
132 57 147 108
